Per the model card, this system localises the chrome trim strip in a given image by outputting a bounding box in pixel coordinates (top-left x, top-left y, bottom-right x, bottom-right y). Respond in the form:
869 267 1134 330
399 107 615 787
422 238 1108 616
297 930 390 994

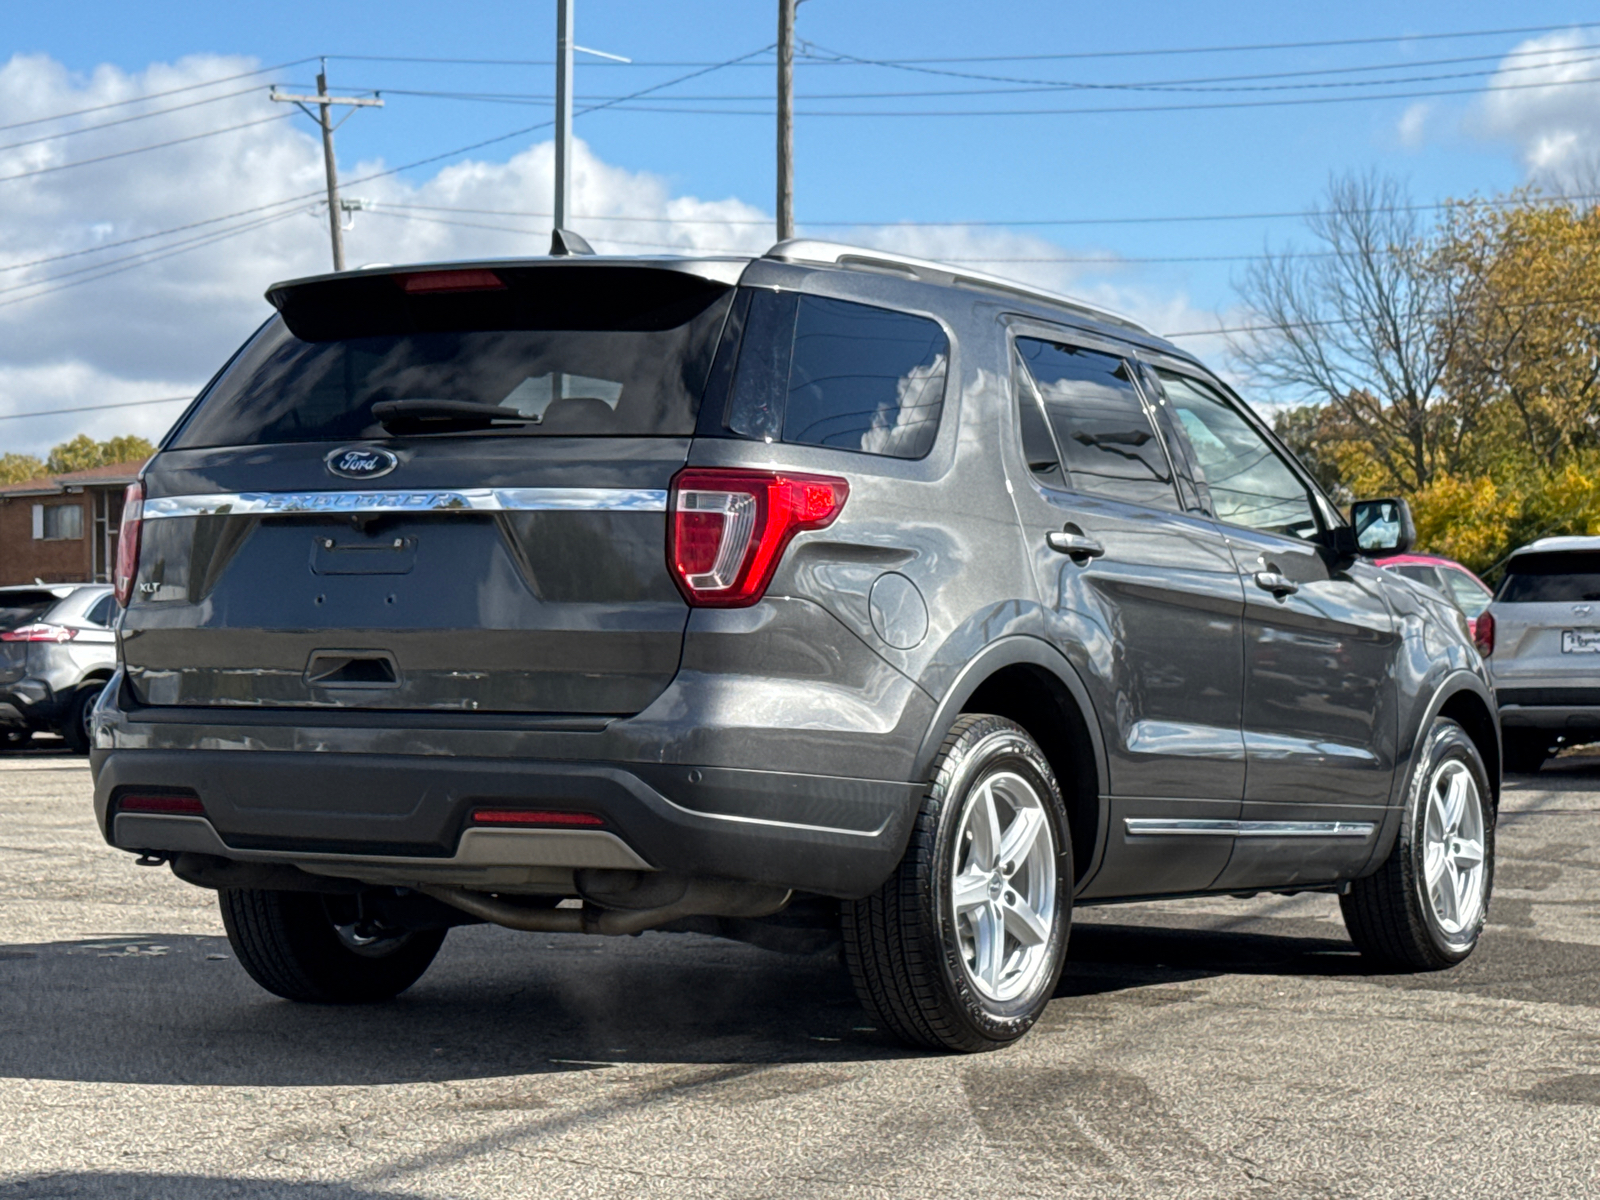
142 488 668 518
1123 818 1237 837
1124 818 1376 839
1239 820 1375 839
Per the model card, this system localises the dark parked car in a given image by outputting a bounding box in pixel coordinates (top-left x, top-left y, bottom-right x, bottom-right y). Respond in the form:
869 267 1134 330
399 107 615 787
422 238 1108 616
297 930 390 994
91 242 1499 1051
0 583 118 752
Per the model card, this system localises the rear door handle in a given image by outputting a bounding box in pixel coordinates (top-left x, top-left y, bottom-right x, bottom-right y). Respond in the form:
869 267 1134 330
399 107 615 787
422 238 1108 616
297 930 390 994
1047 531 1105 560
1254 570 1299 597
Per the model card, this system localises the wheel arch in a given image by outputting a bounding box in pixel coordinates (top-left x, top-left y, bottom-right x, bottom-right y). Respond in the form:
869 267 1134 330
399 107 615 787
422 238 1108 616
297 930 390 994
1360 669 1499 877
913 636 1107 889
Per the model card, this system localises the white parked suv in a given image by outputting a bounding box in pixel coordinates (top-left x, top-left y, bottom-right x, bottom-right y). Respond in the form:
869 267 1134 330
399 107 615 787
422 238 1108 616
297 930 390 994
1484 536 1600 771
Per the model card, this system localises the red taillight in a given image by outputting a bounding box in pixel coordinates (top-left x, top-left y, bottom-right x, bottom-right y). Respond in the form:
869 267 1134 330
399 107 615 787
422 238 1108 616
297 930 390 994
113 480 143 608
667 469 849 607
0 623 77 643
399 269 506 294
470 809 605 827
117 792 204 815
1474 611 1495 656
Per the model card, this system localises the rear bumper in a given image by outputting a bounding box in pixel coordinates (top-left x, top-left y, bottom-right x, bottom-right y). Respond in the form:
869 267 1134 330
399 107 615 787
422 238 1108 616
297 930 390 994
1495 687 1600 733
0 677 68 730
93 747 921 899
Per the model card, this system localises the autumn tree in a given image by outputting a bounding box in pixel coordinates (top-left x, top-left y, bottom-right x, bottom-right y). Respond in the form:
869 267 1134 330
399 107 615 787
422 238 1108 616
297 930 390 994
1232 172 1478 493
0 453 45 485
43 433 156 475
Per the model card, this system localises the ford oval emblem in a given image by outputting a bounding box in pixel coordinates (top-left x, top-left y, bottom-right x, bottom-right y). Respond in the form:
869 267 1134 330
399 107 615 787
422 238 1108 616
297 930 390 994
325 447 398 481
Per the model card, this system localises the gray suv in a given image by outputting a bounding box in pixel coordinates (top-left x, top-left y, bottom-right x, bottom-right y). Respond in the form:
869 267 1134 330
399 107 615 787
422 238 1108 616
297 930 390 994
1483 536 1600 771
92 242 1499 1051
1 583 118 752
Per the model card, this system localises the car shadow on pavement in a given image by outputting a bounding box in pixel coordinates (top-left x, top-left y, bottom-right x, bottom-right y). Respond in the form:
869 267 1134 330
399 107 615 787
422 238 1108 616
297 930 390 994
0 925 916 1087
1060 914 1600 1011
0 1174 419 1200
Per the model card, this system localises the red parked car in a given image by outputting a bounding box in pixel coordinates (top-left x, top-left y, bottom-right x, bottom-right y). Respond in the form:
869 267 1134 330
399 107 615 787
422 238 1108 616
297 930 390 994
1376 552 1494 651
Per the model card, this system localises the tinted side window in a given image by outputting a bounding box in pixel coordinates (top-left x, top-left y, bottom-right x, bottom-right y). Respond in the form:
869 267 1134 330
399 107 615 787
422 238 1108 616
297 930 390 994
727 293 948 459
1013 354 1063 484
1015 338 1177 510
1390 564 1444 590
1438 568 1492 617
1154 371 1319 540
85 594 117 626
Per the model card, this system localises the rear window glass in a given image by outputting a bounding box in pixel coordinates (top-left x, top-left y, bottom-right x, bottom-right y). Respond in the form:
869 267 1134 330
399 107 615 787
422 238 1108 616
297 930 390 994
170 267 733 448
0 591 58 631
1498 551 1600 602
723 292 948 460
1016 338 1177 511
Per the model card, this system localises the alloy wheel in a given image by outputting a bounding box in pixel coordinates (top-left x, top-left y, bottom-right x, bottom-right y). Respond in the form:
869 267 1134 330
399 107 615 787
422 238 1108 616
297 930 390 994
1420 759 1487 945
949 769 1057 1002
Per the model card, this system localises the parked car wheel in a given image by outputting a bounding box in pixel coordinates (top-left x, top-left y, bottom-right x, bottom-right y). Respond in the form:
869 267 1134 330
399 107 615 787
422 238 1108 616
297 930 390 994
0 729 31 752
60 684 104 755
841 715 1072 1052
219 889 447 1003
1341 718 1494 970
1500 730 1551 774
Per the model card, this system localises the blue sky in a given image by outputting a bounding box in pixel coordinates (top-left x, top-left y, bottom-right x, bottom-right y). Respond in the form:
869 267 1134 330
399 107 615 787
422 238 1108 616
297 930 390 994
3 2 1599 454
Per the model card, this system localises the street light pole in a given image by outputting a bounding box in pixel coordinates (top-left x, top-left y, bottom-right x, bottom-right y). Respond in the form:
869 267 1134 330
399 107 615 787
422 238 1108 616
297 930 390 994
554 0 575 239
777 0 796 242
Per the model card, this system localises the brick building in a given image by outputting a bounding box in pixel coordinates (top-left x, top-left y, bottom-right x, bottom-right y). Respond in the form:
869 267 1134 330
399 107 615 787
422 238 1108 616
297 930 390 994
0 460 146 586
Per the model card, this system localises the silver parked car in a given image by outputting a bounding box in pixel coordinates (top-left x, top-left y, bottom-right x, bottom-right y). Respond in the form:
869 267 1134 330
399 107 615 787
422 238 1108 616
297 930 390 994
1484 536 1600 771
0 583 118 753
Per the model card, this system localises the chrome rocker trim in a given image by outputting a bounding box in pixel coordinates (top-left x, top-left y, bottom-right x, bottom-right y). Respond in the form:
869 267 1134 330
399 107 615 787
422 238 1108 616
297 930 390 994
141 488 669 519
1124 818 1377 838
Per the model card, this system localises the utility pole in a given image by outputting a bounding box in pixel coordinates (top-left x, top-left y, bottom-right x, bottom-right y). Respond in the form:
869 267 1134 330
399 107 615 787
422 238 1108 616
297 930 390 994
554 0 575 239
777 0 796 242
271 62 383 271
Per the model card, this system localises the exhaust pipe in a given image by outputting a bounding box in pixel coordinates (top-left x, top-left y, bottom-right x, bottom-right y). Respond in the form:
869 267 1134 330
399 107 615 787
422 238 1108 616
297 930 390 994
419 871 790 937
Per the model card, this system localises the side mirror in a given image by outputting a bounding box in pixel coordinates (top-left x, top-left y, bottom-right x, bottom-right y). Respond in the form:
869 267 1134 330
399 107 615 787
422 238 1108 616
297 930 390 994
1350 497 1415 556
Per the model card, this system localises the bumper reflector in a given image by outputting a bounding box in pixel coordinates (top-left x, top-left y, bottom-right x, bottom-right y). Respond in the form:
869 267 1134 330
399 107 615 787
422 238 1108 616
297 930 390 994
470 809 605 828
117 792 204 815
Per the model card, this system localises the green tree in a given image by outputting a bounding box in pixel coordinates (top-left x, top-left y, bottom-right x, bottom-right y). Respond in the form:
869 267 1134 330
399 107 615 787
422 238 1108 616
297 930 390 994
0 453 45 484
44 433 156 474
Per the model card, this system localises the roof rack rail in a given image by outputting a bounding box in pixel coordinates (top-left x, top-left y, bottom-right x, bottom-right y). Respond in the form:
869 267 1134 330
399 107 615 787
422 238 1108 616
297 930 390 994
763 239 1153 336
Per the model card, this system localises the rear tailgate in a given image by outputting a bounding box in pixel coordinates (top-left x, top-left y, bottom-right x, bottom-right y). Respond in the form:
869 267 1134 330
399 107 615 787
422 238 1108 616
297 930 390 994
1490 548 1600 687
121 262 736 715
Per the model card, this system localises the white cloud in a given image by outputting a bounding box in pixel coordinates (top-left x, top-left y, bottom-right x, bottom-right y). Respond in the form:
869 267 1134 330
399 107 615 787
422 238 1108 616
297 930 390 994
0 51 1236 458
1472 30 1600 181
1397 102 1431 149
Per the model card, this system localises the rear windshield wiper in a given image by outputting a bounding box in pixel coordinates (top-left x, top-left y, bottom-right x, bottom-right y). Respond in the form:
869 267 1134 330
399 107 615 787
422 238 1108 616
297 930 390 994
370 399 536 427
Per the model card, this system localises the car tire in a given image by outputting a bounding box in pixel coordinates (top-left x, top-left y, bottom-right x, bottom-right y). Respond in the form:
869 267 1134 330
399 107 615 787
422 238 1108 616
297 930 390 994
1340 717 1495 971
219 889 447 1003
60 684 102 755
1501 730 1549 774
0 729 30 753
841 714 1072 1053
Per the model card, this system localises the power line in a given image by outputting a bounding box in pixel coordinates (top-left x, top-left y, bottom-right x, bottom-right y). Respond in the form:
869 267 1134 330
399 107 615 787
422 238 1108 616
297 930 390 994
0 396 192 423
378 189 1600 229
0 43 777 318
322 22 1600 68
0 112 293 186
0 58 318 132
350 44 1600 105
0 209 305 311
487 69 1600 118
0 196 323 275
0 208 313 300
782 43 1600 97
0 85 278 154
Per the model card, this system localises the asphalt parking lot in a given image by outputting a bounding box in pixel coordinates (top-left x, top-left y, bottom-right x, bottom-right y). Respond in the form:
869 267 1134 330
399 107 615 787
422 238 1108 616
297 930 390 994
1 746 1597 1199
